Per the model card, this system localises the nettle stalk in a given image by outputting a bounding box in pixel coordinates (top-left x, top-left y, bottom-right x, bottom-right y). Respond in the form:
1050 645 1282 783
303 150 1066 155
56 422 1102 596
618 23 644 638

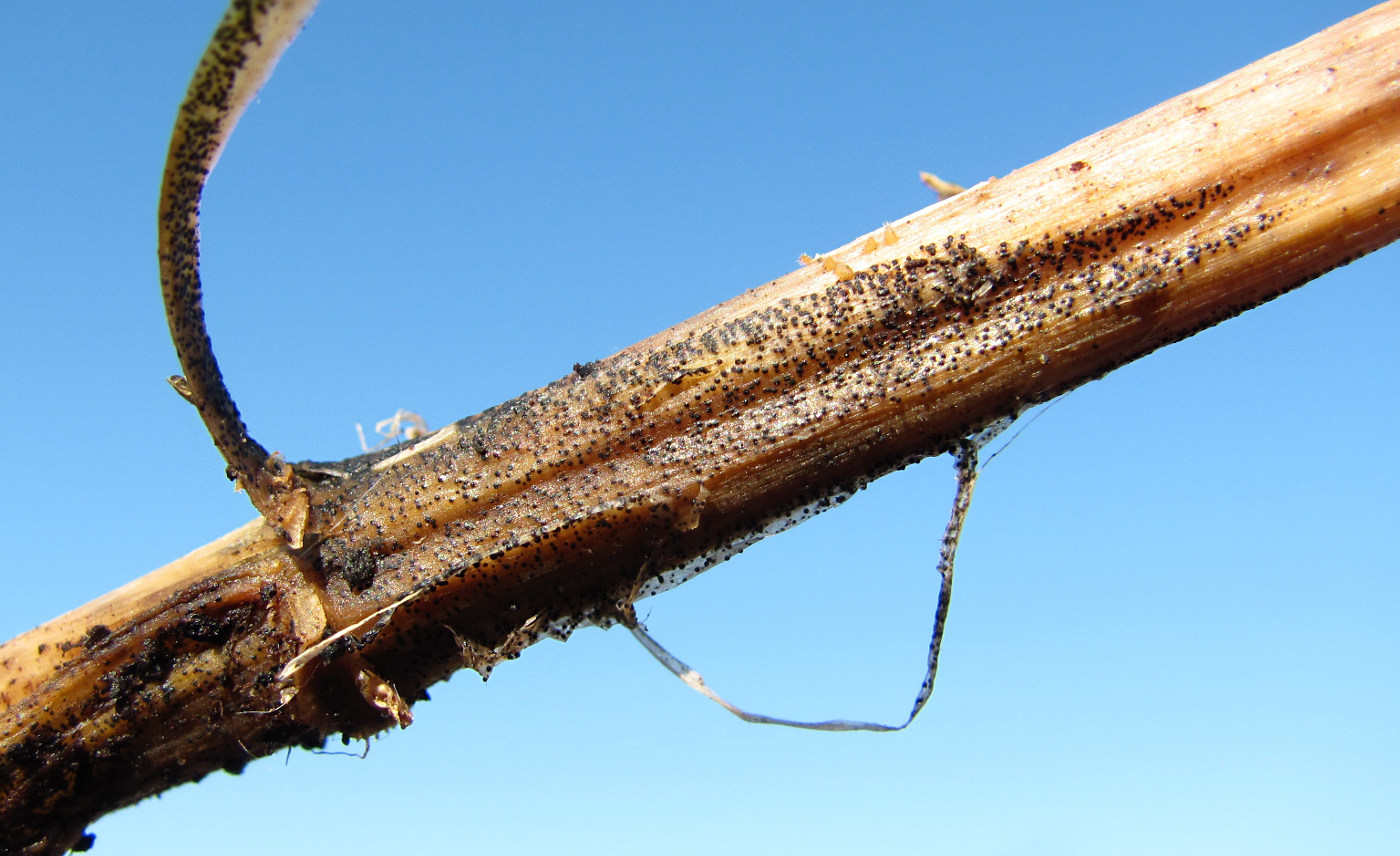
3 2 1398 853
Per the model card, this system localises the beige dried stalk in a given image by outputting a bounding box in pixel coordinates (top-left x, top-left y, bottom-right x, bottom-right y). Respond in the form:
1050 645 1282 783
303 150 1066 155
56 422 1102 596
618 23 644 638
3 2 1399 853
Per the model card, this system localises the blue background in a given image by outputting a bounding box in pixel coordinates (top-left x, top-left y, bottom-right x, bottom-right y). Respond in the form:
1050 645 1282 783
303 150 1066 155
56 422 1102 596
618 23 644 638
2 2 1396 853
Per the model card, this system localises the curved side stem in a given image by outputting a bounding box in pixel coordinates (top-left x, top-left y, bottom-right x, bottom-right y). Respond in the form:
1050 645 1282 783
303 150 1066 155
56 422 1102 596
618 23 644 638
157 0 321 546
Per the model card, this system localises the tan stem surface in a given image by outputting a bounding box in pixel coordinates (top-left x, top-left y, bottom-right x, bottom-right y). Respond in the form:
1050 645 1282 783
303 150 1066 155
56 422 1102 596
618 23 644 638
4 3 1400 853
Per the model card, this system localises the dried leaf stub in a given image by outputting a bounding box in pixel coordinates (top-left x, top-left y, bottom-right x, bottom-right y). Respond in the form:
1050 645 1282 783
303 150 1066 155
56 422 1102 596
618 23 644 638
673 483 710 532
355 667 412 730
919 170 966 200
797 253 855 280
166 374 196 402
259 453 311 548
819 255 856 282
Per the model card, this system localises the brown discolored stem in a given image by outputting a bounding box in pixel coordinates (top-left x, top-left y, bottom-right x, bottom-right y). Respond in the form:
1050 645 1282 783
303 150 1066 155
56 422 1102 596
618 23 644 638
158 0 320 546
4 3 1400 853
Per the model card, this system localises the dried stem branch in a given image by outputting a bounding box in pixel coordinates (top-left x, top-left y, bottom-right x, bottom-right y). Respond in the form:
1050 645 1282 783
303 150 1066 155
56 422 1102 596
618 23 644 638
4 3 1400 853
158 0 320 546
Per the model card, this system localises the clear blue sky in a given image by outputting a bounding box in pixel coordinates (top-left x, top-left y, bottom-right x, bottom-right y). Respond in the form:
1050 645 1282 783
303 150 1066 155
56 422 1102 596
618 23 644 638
2 2 1396 853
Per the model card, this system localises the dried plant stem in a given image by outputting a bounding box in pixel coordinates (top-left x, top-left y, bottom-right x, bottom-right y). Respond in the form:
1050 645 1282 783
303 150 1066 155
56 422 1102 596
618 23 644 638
158 0 320 546
4 3 1400 853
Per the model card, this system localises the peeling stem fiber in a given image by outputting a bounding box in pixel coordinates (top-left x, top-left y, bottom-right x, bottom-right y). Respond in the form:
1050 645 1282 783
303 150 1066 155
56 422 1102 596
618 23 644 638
5 3 1400 853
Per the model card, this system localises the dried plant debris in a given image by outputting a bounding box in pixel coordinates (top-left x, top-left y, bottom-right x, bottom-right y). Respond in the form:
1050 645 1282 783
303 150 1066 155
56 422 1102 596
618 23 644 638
357 409 431 452
625 422 1005 730
920 171 967 200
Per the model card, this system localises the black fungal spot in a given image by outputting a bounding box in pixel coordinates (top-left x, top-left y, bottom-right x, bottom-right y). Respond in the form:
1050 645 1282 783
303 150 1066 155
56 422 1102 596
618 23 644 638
81 625 111 649
177 603 253 645
316 538 386 594
104 638 179 713
339 547 379 593
4 725 63 773
321 636 356 662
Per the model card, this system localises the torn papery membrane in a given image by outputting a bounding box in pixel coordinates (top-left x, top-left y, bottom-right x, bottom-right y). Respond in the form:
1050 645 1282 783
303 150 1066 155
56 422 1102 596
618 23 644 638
627 418 1009 731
